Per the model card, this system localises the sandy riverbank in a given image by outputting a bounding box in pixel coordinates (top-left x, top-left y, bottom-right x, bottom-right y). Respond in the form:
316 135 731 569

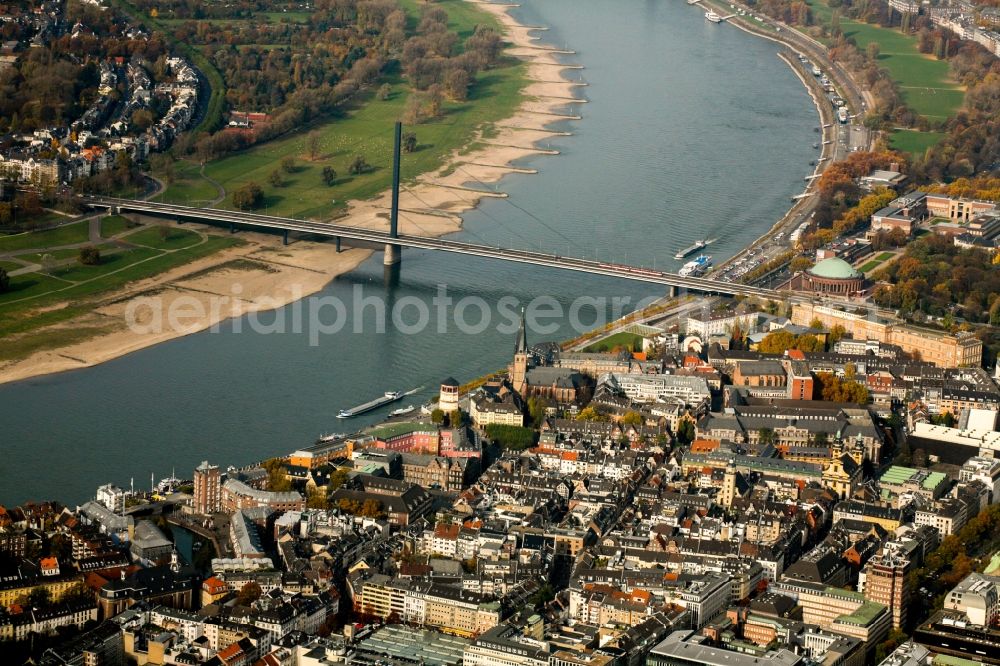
0 0 582 386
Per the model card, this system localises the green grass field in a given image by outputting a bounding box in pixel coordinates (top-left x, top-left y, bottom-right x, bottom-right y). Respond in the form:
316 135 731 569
859 259 883 272
876 252 894 261
156 0 527 220
126 226 203 250
0 235 241 341
13 248 86 264
890 129 948 154
100 214 139 238
806 1 963 120
584 332 644 353
0 221 90 253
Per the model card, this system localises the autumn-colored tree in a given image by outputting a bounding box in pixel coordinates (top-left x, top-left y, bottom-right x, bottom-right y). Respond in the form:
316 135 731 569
621 411 643 426
306 131 321 160
235 582 262 606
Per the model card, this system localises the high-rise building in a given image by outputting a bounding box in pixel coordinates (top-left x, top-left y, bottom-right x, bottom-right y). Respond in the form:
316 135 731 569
193 460 221 515
861 545 911 630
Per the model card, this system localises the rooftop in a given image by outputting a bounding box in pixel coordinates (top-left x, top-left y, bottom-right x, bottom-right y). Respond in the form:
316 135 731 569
808 257 861 280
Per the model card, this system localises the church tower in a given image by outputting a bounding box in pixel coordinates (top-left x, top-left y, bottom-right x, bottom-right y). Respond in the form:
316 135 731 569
720 459 737 509
510 309 529 396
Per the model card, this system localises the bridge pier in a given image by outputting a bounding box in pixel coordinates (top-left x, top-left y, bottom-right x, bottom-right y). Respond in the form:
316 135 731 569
667 286 678 298
229 222 236 234
335 236 341 253
385 121 402 267
282 229 288 246
383 243 401 266
177 217 183 225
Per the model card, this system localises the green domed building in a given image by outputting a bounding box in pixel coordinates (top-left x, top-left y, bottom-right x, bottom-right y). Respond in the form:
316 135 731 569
798 257 867 295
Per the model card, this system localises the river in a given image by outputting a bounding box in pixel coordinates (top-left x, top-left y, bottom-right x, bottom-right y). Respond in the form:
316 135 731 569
0 0 817 506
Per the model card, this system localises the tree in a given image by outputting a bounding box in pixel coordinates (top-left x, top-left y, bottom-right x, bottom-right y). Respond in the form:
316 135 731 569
359 499 386 518
307 487 328 509
0 267 9 293
431 408 445 424
262 458 292 492
232 182 263 210
790 256 812 272
322 165 337 186
131 108 155 131
449 409 463 427
675 419 696 445
329 467 350 491
235 582 262 606
758 428 777 446
268 169 284 187
621 411 643 426
307 131 321 160
443 66 470 101
484 424 536 450
349 155 370 175
828 324 847 346
281 156 296 173
866 42 881 61
758 330 796 354
576 406 606 421
527 396 550 426
403 132 418 153
377 83 392 100
27 586 52 608
78 246 101 266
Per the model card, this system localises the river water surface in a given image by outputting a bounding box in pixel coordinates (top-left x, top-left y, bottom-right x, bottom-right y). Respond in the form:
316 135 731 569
0 0 817 506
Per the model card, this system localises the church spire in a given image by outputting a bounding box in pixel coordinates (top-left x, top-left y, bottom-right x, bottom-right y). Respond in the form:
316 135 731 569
514 307 527 355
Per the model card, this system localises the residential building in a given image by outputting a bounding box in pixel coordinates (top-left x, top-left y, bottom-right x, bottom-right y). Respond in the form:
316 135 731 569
221 479 304 512
193 460 222 515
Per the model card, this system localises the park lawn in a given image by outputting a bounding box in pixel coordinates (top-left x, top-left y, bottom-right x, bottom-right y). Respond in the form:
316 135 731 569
859 259 883 273
168 59 526 220
584 331 644 353
0 221 90 254
260 10 312 23
805 1 963 119
890 129 948 154
398 0 503 41
100 214 139 238
12 248 88 264
0 260 22 271
0 235 241 339
155 161 221 205
876 252 894 261
50 247 164 282
126 226 203 251
840 21 963 119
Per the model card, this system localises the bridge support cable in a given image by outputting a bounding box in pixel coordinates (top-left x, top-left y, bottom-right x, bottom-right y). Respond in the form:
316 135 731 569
399 183 520 251
385 121 403 266
452 163 589 258
402 175 538 251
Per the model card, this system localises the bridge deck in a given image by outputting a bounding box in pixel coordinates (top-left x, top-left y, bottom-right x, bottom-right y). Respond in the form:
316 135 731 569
88 196 786 299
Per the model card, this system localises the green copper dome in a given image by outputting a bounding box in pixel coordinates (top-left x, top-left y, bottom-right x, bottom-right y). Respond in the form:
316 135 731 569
808 257 861 280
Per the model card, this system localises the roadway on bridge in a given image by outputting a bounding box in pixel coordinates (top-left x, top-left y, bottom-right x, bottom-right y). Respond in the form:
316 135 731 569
88 196 792 300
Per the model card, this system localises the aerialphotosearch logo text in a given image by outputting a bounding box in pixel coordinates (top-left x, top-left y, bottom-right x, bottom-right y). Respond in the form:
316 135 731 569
123 283 667 345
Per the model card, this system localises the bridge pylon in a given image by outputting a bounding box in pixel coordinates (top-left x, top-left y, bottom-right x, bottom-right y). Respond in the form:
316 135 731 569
384 121 402 266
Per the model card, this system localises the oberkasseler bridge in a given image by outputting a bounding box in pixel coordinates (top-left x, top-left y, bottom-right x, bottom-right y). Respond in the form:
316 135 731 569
85 194 785 299
85 122 787 300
